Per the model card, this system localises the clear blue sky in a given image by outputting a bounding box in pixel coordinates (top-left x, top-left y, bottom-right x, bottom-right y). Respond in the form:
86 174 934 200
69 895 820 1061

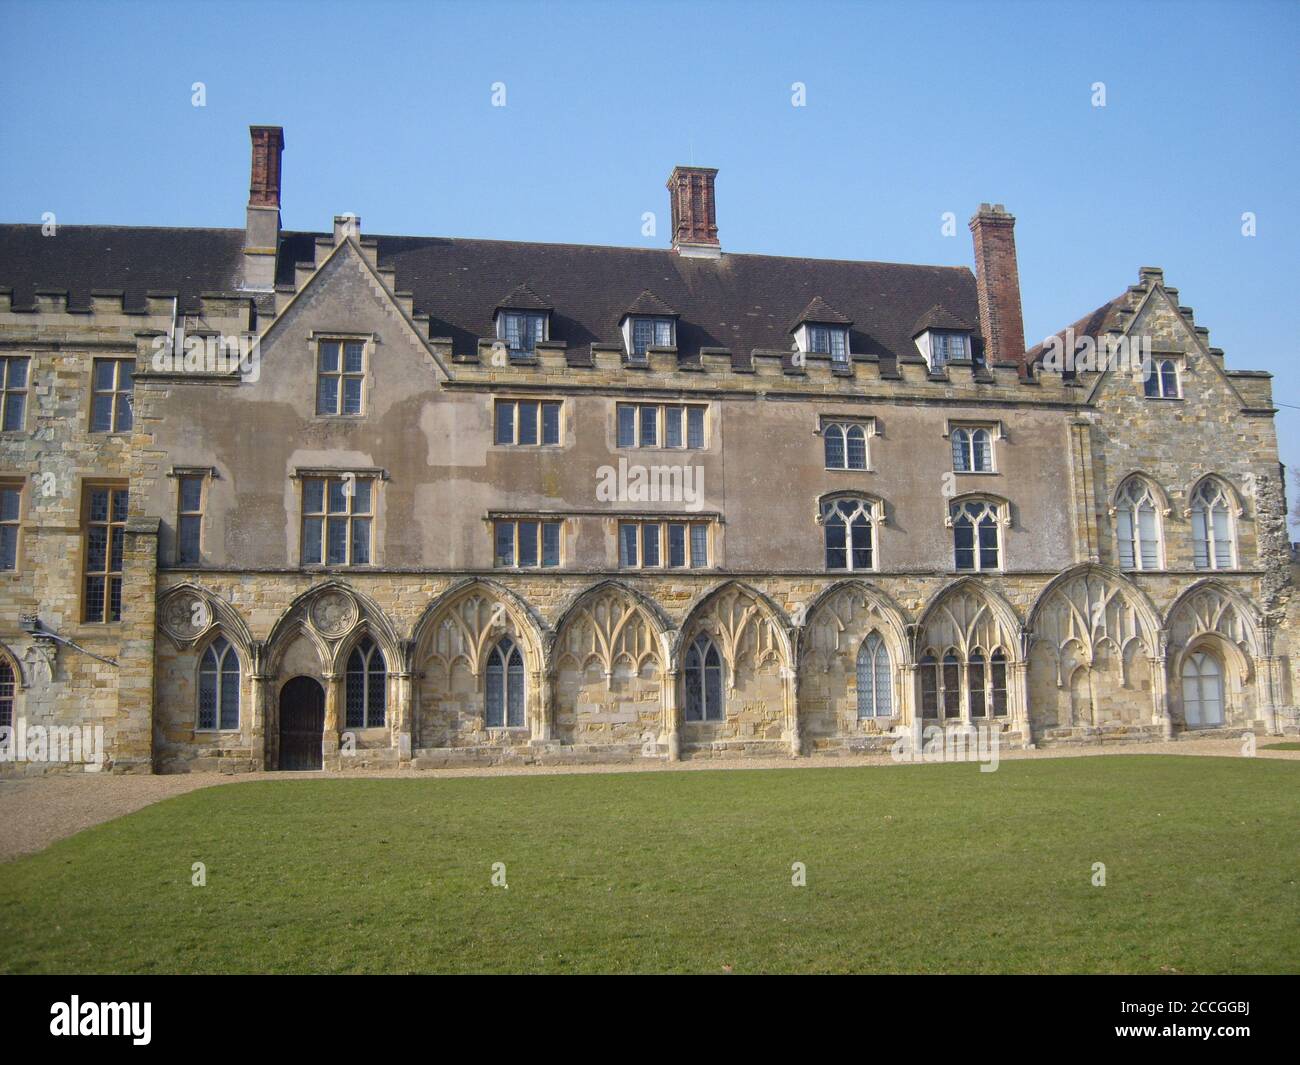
1 0 1296 526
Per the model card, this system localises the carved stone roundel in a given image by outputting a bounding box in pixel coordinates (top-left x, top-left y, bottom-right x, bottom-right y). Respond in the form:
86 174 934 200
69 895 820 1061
161 592 210 642
310 591 358 637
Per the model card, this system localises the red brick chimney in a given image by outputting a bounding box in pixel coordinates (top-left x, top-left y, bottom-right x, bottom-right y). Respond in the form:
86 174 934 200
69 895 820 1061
667 166 720 258
242 125 284 292
248 126 284 208
969 203 1026 371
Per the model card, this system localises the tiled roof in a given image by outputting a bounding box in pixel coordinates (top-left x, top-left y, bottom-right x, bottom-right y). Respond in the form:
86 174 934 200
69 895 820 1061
789 295 852 332
495 282 552 312
1 223 982 368
622 289 678 319
1024 297 1124 369
910 303 974 337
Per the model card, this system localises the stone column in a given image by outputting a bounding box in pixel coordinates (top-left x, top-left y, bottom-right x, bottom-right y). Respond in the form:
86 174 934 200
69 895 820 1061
1149 657 1172 739
249 672 269 771
784 665 802 757
1011 661 1032 744
664 669 682 760
322 672 342 766
393 670 414 763
531 670 554 742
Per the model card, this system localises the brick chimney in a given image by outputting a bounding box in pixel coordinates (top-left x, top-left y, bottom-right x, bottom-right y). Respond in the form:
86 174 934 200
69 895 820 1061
242 125 284 292
667 166 720 258
969 203 1026 371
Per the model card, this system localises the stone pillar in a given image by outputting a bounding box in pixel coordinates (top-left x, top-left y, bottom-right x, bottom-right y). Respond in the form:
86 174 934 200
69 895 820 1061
664 669 682 760
249 672 269 771
899 663 917 727
1149 657 1172 739
1011 661 1032 744
784 665 802 757
322 672 342 766
531 670 554 742
394 670 414 763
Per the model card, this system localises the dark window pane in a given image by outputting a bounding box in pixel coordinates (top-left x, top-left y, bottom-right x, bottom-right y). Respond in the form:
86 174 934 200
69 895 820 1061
0 525 17 570
342 377 363 415
542 522 560 567
179 476 202 512
542 402 561 445
303 479 324 513
115 392 133 431
687 406 704 448
2 393 24 431
619 523 638 567
689 525 708 567
351 518 371 564
302 516 323 563
665 406 683 448
343 342 364 373
641 523 660 567
517 521 538 567
326 517 348 564
316 376 338 415
178 514 201 564
496 402 514 444
668 524 686 567
495 522 514 567
0 487 20 522
639 405 657 447
91 394 114 432
518 401 538 445
617 404 635 448
319 342 340 372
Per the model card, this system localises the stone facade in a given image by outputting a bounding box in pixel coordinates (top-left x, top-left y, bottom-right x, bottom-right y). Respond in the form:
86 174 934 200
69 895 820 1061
0 127 1294 775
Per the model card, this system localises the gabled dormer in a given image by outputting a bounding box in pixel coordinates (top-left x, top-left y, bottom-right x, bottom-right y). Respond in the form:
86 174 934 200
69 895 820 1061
619 290 678 363
911 304 976 372
494 284 551 360
790 297 852 366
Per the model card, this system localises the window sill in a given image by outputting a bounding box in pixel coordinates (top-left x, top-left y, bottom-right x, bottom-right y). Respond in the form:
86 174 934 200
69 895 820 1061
952 469 997 476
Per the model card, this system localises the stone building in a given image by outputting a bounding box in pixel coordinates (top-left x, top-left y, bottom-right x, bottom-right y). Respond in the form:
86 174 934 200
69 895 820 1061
0 125 1294 774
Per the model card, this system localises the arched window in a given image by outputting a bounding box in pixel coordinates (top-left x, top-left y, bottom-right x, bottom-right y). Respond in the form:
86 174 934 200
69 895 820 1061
1181 651 1223 727
920 653 939 717
485 636 524 728
198 636 240 730
822 497 875 571
951 499 1001 571
684 633 724 722
952 427 992 472
1144 358 1180 398
345 635 387 728
824 424 845 469
856 633 893 718
824 423 867 470
0 658 14 729
1190 480 1235 570
969 650 1010 717
942 653 961 718
1115 477 1163 570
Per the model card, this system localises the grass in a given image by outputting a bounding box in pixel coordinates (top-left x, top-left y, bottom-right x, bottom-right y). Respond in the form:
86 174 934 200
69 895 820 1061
1261 741 1300 751
0 756 1296 974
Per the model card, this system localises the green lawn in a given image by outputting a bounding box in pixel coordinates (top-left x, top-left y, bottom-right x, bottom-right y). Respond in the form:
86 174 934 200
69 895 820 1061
1 756 1296 974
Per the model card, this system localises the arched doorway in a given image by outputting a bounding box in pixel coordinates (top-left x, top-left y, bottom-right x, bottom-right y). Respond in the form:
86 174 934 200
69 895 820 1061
1181 651 1224 728
279 676 325 770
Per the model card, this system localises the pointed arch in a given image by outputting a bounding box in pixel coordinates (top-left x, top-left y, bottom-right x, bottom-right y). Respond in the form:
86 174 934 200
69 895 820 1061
552 579 671 677
1110 471 1172 515
1184 473 1247 518
156 581 255 663
1028 563 1161 663
917 577 1023 661
673 580 793 674
0 639 27 690
799 579 912 668
410 577 547 677
1165 578 1262 662
262 580 402 676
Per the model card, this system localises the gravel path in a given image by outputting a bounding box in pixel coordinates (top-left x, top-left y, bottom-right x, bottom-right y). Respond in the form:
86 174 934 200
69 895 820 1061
1 738 1295 863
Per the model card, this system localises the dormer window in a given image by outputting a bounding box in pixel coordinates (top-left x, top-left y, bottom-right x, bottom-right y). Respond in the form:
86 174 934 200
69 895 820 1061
493 284 552 361
808 325 849 362
930 331 971 366
790 297 853 367
911 305 976 372
631 317 674 358
620 291 679 363
498 311 546 358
